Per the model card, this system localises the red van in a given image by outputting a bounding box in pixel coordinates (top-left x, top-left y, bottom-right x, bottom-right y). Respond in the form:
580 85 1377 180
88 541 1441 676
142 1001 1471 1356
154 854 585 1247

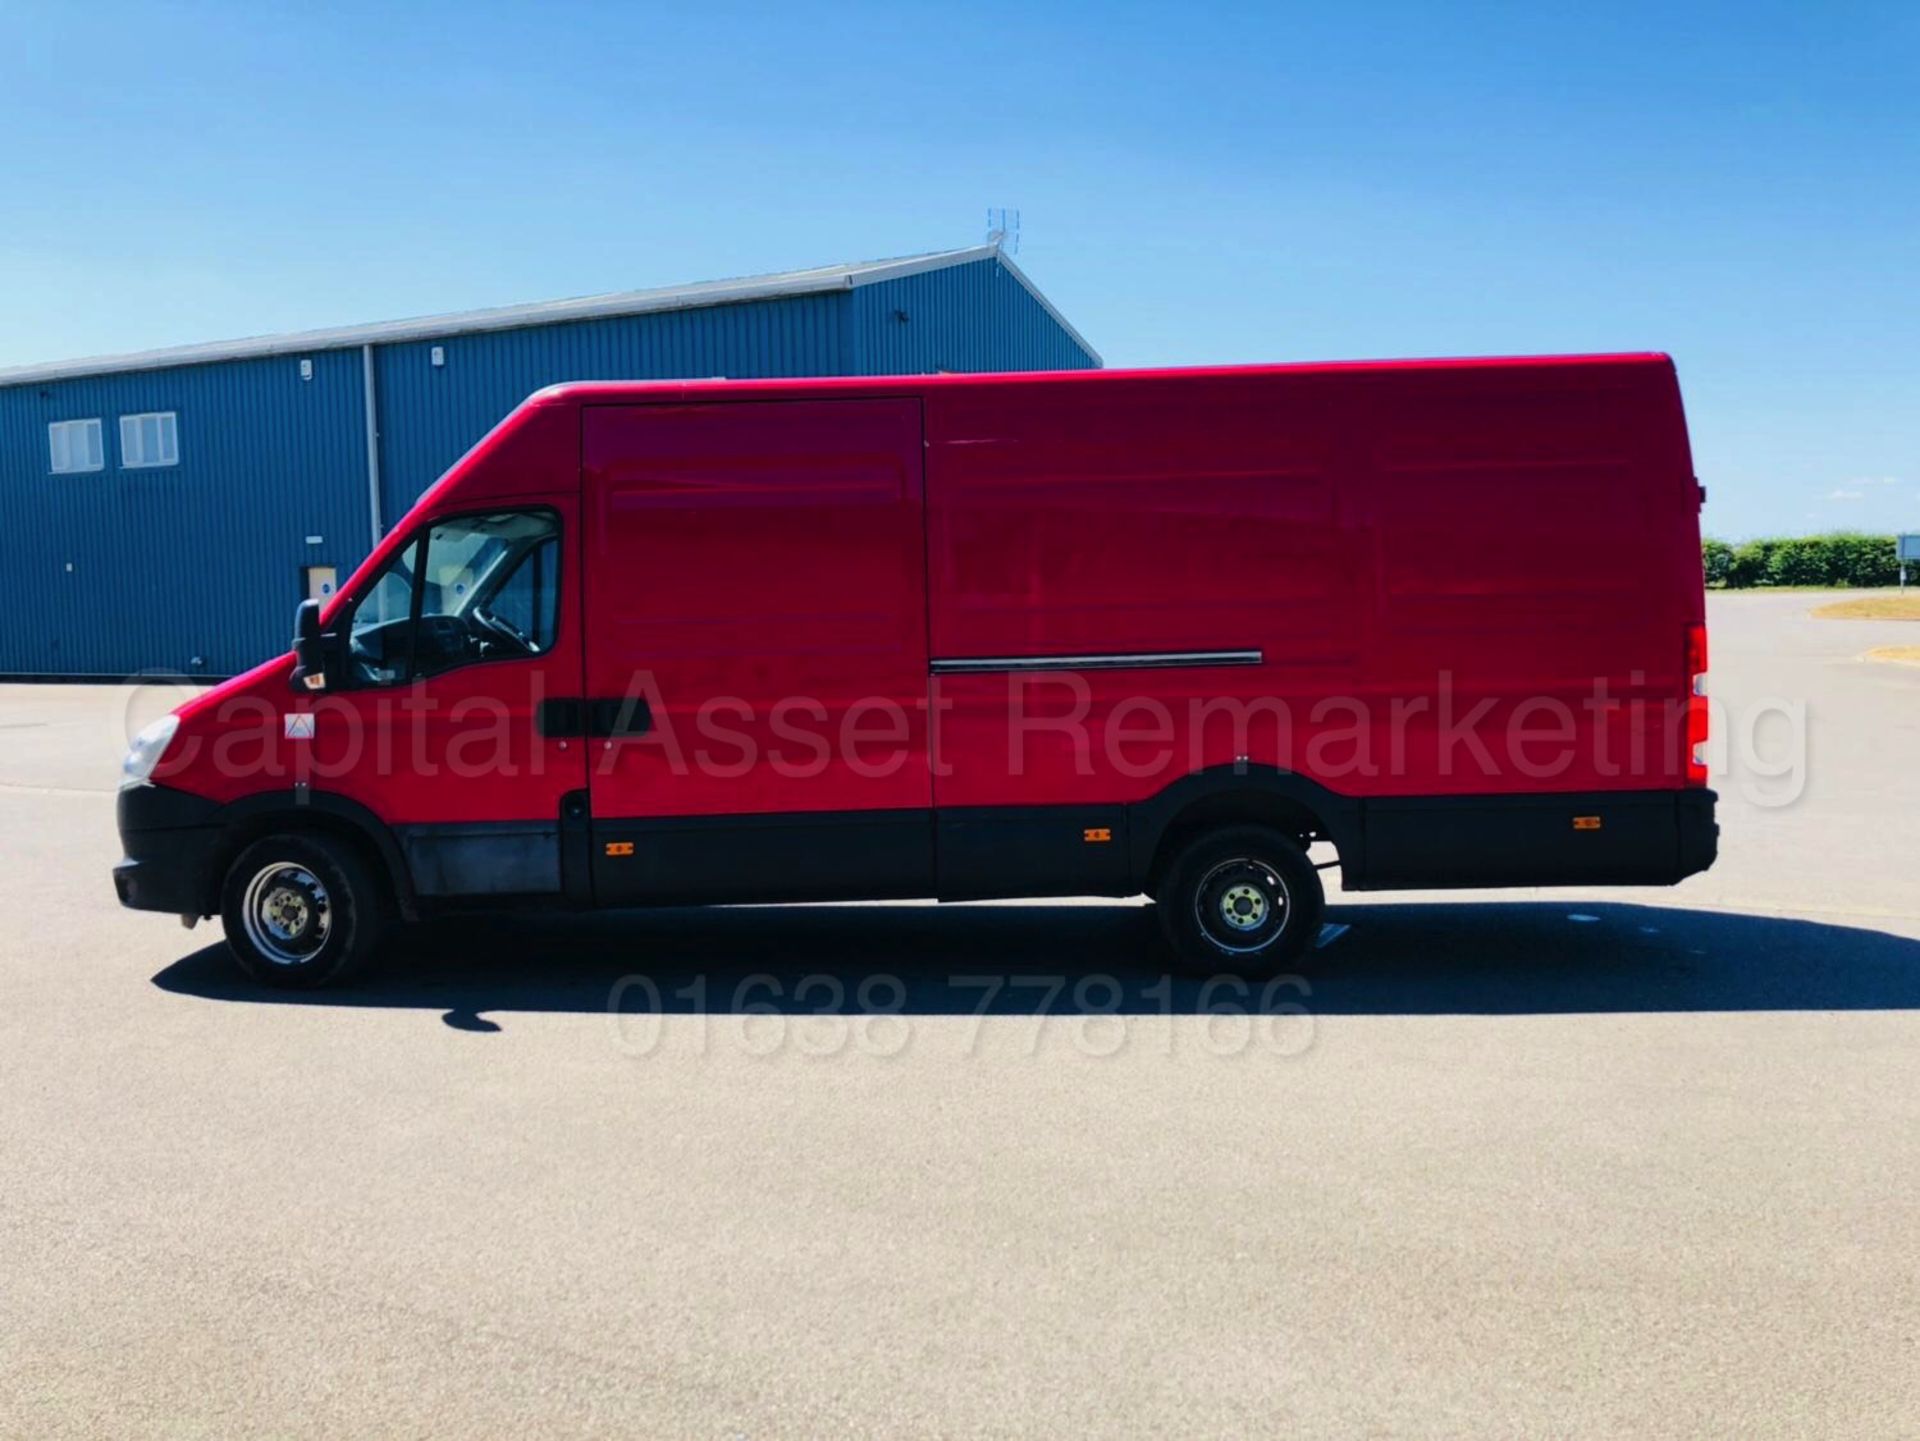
114 357 1716 986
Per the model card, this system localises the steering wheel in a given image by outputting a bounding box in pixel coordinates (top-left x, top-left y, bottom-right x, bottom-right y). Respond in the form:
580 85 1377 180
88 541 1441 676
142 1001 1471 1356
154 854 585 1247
472 606 535 655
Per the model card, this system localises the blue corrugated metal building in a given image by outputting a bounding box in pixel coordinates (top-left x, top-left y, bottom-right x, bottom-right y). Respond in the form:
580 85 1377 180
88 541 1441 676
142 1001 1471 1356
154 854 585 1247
0 244 1098 677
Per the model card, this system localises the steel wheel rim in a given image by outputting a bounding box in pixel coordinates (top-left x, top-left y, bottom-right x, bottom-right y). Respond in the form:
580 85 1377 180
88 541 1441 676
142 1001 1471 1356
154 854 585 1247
1194 858 1289 955
240 863 332 966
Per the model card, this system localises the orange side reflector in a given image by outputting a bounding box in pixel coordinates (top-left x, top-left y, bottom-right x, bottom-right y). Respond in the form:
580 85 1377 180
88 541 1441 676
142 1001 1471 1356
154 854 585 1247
1082 827 1112 843
604 841 635 857
1572 816 1602 831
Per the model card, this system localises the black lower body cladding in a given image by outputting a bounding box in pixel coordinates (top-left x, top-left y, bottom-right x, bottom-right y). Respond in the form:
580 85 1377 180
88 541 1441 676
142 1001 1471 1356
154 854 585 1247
1348 788 1718 890
114 779 1719 918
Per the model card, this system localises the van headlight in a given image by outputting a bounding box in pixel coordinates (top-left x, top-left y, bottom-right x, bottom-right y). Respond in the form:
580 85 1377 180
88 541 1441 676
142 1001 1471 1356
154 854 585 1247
121 715 180 789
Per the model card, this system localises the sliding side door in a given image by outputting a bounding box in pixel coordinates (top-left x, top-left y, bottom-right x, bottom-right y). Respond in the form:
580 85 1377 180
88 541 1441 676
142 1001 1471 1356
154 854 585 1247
580 399 933 904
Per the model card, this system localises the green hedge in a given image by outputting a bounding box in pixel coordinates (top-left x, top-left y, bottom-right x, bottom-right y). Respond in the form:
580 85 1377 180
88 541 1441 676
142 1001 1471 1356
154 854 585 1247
1702 533 1901 589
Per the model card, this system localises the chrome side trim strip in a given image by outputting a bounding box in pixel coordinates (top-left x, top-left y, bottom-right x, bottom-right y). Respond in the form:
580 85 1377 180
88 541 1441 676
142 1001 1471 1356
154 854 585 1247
929 649 1263 675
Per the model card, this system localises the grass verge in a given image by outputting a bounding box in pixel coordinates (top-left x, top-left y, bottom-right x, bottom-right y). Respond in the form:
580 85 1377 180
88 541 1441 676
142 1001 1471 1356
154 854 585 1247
1811 596 1920 621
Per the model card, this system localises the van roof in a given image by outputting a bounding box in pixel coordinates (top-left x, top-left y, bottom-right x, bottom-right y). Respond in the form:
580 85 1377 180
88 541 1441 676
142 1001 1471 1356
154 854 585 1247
526 352 1675 406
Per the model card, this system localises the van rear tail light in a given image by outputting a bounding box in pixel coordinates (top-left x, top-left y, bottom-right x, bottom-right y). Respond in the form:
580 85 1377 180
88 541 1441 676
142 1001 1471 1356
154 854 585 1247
1684 623 1709 786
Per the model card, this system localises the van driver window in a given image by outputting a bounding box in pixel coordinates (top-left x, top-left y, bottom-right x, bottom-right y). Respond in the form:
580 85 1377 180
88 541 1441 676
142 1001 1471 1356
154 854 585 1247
347 553 419 685
483 536 560 654
344 511 560 685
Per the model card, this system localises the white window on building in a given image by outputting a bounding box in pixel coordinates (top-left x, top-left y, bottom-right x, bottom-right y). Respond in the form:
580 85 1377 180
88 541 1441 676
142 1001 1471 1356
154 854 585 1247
48 419 104 474
120 411 179 469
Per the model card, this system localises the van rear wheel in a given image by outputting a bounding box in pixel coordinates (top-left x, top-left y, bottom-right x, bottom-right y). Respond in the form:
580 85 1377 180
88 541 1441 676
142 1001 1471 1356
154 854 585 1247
1156 825 1323 976
220 832 391 988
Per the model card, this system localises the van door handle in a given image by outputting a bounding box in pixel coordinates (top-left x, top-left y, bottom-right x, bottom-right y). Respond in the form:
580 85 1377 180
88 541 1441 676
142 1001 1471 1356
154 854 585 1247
589 697 652 737
537 697 651 738
536 698 587 737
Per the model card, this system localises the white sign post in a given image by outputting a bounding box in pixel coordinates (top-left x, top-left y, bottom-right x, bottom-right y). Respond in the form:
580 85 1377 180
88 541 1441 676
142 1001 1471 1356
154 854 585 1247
1899 534 1920 589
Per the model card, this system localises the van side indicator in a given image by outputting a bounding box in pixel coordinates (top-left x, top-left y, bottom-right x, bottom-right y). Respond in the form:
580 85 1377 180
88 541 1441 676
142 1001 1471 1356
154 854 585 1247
929 649 1262 675
604 841 635 857
1572 816 1602 831
1082 827 1112 843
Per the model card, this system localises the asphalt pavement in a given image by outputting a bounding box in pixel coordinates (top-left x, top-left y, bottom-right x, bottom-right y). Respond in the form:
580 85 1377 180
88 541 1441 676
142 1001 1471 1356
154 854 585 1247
1 590 1915 1437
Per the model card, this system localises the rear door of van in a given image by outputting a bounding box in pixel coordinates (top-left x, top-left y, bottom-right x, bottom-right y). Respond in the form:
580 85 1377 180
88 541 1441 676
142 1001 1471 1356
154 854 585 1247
579 398 934 904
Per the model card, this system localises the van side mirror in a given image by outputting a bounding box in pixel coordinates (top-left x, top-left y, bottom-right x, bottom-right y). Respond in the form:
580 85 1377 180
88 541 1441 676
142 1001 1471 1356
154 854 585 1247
289 598 341 693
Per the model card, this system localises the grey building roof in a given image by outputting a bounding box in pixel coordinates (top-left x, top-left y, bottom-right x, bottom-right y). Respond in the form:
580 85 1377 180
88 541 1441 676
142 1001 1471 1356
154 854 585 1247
0 241 1098 387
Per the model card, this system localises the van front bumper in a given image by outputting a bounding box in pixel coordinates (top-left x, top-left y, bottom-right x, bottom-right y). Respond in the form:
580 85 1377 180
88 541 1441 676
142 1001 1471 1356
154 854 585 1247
114 784 221 916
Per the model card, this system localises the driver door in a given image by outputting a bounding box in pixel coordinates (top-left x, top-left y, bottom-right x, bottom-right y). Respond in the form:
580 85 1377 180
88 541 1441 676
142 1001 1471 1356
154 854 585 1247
311 499 589 898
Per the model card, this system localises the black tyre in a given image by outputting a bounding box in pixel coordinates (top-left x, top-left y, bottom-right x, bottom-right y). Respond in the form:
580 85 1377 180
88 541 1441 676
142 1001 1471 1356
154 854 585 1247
1155 825 1324 976
219 831 393 988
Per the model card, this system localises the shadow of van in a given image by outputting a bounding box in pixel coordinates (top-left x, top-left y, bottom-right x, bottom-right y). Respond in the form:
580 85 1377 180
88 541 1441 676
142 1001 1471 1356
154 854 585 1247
151 899 1920 1026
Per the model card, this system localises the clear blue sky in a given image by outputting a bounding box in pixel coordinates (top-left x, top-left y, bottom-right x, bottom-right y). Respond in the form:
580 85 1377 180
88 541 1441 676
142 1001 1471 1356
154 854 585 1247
3 1 1915 538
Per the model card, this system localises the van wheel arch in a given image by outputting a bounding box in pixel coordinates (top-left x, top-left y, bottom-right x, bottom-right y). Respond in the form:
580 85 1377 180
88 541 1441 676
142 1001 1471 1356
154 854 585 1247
206 792 417 922
1133 766 1359 896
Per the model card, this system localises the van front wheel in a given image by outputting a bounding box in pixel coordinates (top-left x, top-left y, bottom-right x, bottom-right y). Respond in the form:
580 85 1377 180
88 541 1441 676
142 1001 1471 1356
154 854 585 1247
1156 825 1323 976
219 832 391 988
